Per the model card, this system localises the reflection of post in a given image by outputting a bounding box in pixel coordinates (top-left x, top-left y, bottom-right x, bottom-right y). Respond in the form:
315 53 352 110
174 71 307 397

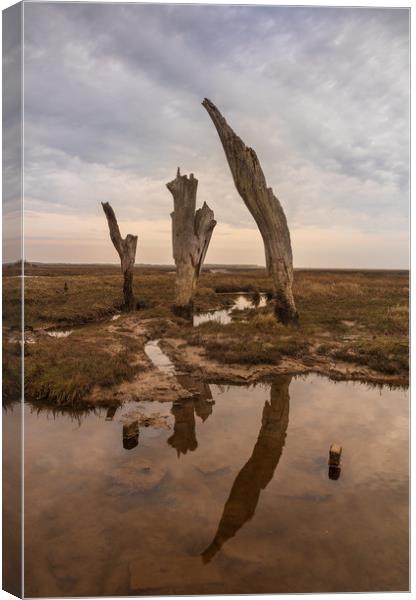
182 378 214 422
106 406 117 421
194 394 214 422
167 379 215 456
123 421 139 450
201 375 291 563
168 400 198 456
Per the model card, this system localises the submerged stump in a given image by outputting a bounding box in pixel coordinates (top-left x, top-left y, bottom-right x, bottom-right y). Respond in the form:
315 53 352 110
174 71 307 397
166 168 216 317
202 98 298 324
101 202 138 311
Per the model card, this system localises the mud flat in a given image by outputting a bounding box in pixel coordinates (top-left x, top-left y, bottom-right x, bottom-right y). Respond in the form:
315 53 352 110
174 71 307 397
160 337 407 389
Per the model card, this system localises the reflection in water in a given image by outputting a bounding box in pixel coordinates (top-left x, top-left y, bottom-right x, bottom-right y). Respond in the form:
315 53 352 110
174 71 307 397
194 394 214 422
21 375 408 595
194 293 269 326
123 420 139 450
202 375 291 562
105 406 117 421
328 466 341 480
168 378 215 456
168 400 198 456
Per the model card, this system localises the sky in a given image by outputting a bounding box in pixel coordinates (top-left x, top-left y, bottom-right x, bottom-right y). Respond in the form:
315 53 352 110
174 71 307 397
21 2 409 267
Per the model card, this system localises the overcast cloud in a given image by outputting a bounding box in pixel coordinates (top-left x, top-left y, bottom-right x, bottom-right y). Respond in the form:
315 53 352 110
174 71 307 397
22 3 409 267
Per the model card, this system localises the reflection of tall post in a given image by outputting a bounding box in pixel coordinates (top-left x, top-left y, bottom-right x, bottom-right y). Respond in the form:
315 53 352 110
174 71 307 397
202 375 291 563
123 421 139 450
168 379 215 456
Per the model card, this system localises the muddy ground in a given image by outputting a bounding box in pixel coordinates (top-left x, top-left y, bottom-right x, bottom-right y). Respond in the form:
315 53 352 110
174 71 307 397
3 267 409 408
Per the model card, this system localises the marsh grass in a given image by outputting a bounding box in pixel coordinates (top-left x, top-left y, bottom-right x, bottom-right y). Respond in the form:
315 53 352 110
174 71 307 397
332 338 409 375
24 327 143 406
2 341 21 402
2 266 409 401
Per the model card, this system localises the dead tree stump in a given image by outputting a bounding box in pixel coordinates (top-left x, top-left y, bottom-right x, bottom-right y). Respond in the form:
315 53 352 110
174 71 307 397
101 202 138 311
166 168 217 318
202 98 298 324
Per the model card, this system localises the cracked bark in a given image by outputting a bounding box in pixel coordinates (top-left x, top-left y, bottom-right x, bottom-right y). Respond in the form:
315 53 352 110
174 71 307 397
166 168 217 318
202 98 298 324
101 202 138 311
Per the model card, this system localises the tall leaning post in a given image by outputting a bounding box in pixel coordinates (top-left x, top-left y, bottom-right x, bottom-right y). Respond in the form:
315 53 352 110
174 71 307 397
166 168 217 318
202 98 298 324
101 202 138 311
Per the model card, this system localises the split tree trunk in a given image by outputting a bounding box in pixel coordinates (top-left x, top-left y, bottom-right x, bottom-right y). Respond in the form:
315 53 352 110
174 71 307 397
202 98 298 324
101 202 138 311
166 168 216 318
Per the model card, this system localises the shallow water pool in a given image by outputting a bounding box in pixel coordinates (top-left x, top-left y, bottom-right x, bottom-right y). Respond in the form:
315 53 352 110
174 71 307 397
14 374 409 596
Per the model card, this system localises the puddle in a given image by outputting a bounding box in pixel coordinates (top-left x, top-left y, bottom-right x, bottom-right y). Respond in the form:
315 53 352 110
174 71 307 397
194 293 268 326
193 308 232 326
8 332 36 345
144 339 176 375
15 374 408 596
46 330 73 338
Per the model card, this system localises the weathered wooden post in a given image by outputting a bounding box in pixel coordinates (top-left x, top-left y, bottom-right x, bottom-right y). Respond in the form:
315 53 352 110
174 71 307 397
328 443 342 480
202 98 298 324
166 168 217 318
101 202 138 311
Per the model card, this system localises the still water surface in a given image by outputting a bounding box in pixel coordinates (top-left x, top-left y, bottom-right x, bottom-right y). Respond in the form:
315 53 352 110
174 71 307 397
19 375 408 596
193 293 268 326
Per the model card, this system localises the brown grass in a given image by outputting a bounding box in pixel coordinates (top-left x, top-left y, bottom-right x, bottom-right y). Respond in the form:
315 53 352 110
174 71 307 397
24 325 143 406
2 266 409 402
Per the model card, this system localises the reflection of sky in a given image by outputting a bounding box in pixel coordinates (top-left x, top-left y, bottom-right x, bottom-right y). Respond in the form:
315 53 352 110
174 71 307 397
21 4 409 267
21 374 408 595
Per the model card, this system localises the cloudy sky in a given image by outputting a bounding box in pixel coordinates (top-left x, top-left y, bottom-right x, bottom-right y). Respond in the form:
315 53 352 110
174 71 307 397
23 2 409 267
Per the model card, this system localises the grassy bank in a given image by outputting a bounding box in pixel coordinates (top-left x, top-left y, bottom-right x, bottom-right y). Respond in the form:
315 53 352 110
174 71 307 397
2 267 409 405
24 324 144 406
